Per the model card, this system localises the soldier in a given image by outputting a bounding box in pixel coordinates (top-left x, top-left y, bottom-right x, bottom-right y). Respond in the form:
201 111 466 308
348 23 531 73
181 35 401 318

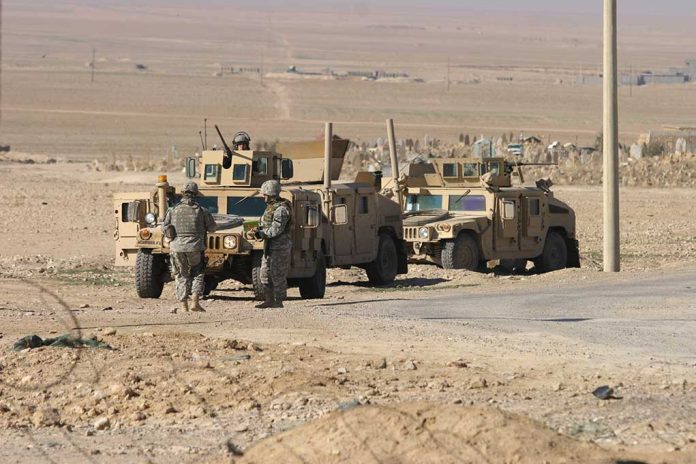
232 131 251 151
253 180 292 308
162 181 216 312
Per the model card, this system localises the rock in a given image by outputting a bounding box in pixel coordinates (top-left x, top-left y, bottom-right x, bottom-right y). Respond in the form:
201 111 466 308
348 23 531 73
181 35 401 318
403 360 417 371
337 367 348 375
373 358 387 369
94 417 110 430
103 328 117 336
164 404 177 414
79 304 90 309
233 423 249 433
553 382 564 392
468 377 488 389
101 306 113 311
170 308 177 314
132 411 146 422
32 407 61 427
447 359 468 368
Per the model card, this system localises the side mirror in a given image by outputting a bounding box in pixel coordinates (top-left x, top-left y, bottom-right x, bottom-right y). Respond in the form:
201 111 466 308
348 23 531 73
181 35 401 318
332 204 348 225
185 157 198 178
305 205 320 228
281 159 294 180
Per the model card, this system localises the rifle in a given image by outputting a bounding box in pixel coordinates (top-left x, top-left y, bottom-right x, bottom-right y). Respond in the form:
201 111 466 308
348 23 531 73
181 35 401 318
215 124 233 169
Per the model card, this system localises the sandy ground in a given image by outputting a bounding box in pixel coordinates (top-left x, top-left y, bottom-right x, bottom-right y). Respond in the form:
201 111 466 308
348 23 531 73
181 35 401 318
0 161 694 463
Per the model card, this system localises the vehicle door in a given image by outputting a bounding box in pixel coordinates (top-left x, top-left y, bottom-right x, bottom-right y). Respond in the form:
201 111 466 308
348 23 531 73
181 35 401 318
332 192 354 260
494 193 521 253
354 190 377 258
521 193 544 252
113 193 150 266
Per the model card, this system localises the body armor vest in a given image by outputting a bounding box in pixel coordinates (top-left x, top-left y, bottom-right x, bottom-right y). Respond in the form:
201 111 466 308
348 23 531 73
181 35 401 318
261 199 292 236
171 200 207 238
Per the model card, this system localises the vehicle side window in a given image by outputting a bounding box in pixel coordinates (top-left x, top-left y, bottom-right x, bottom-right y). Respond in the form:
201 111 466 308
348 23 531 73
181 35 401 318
529 198 540 216
358 196 369 214
442 163 458 178
502 201 516 219
232 165 248 182
462 163 479 177
121 203 130 222
252 158 268 175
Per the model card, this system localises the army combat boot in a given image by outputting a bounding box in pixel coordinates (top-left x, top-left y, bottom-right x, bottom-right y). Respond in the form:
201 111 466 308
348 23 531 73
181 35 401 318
270 298 284 309
190 293 206 312
181 298 190 312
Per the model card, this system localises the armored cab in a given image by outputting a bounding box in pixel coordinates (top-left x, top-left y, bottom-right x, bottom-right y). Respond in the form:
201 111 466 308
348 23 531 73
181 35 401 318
114 126 407 300
401 157 580 273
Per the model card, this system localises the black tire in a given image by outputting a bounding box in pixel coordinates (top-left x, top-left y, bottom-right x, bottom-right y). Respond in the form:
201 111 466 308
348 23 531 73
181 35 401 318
366 233 398 286
203 276 218 296
135 250 166 298
535 231 568 273
251 251 265 301
299 249 327 299
441 233 480 271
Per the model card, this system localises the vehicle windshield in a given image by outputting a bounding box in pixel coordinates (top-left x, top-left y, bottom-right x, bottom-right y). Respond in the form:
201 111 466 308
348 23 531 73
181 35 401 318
449 194 486 212
227 196 267 217
405 194 443 212
196 196 219 214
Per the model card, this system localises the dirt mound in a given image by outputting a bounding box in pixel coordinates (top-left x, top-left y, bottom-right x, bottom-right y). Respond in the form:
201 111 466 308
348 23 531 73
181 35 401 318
240 402 614 464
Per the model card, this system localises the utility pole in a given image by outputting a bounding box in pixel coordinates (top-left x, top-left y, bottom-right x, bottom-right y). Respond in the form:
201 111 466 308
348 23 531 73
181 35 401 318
603 0 620 272
91 48 96 84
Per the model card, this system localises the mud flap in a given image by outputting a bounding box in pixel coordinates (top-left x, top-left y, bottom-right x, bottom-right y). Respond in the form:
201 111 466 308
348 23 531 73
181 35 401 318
567 239 581 268
397 240 409 275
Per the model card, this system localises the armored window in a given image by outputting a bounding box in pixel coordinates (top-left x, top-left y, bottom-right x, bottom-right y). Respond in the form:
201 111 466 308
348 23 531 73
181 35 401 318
121 203 130 222
529 198 541 216
502 201 516 220
232 164 248 182
449 195 486 212
405 194 443 212
204 164 219 181
483 162 500 176
442 163 458 178
253 158 268 175
462 163 479 177
227 196 266 217
197 196 219 214
358 196 369 214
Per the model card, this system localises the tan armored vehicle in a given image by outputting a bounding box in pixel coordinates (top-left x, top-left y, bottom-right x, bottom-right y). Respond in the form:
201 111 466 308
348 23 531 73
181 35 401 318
400 157 580 272
114 124 407 299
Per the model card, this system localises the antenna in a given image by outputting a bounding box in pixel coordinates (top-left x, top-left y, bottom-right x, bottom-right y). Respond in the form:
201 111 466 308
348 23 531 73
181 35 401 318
203 118 208 150
0 0 3 133
199 130 204 151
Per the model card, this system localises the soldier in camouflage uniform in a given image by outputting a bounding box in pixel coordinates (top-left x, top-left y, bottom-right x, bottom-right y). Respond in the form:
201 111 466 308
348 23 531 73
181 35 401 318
253 180 292 309
162 182 216 312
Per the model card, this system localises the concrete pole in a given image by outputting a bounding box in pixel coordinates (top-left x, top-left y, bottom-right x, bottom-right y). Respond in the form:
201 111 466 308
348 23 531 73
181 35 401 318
603 0 620 272
324 122 332 190
386 118 403 207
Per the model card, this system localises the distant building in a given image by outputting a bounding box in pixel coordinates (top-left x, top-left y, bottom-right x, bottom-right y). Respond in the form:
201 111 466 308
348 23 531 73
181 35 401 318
640 72 687 85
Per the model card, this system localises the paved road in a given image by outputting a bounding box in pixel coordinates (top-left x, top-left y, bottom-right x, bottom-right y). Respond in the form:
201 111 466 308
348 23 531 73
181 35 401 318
364 270 696 361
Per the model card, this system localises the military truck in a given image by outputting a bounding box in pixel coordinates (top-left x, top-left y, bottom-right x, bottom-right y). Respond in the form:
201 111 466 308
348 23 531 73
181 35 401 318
400 157 580 273
114 124 407 300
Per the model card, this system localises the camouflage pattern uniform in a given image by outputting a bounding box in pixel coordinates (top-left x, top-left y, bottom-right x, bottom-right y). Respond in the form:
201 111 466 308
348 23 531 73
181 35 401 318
162 190 216 305
257 183 292 307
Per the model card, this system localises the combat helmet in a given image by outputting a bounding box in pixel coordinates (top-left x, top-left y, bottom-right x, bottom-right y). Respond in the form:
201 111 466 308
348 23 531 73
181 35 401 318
232 131 251 150
260 180 281 196
183 181 199 196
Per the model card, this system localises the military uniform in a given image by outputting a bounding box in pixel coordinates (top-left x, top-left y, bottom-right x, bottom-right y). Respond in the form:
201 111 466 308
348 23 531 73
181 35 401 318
256 181 292 308
162 187 216 311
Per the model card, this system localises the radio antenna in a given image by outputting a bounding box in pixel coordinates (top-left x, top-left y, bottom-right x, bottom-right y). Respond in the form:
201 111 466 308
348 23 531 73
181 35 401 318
199 130 204 151
203 118 208 150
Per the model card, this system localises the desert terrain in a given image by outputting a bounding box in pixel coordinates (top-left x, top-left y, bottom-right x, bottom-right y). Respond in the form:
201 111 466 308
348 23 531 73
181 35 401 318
1 1 695 463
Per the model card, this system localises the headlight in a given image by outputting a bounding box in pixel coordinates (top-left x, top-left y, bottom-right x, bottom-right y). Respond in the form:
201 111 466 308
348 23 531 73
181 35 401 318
418 227 431 239
145 213 157 225
223 235 238 249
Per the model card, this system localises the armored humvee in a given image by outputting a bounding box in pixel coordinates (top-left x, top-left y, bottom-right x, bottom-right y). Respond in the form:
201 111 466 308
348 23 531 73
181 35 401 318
400 157 580 273
114 127 407 300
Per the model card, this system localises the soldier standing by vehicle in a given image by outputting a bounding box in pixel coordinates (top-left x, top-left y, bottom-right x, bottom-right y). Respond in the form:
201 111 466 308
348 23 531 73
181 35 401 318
162 181 216 312
253 180 292 308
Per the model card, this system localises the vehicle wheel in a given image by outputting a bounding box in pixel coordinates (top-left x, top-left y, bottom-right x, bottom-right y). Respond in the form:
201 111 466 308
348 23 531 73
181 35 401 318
366 233 398 286
535 231 568 273
251 251 265 301
441 233 480 271
299 249 326 299
135 250 166 298
203 276 218 296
